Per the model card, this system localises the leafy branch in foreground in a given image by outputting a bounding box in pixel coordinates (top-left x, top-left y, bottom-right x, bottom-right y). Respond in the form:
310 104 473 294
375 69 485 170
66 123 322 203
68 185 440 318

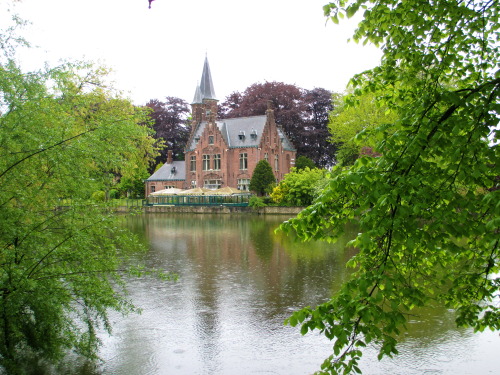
281 0 499 373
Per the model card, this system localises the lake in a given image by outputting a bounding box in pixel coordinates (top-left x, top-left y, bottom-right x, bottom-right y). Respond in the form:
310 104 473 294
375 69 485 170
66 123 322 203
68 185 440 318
57 213 500 374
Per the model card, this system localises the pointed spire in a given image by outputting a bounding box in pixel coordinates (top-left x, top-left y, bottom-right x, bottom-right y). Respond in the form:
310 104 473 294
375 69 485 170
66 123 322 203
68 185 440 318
199 55 216 100
192 82 202 104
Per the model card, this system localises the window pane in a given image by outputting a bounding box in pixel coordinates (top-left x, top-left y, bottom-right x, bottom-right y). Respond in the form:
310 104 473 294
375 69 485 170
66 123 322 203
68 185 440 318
237 178 250 191
213 154 221 170
190 155 196 172
239 153 247 170
203 155 210 171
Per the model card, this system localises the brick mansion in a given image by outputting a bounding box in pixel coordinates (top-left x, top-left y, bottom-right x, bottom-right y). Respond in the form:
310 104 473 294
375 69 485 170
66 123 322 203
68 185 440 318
145 57 297 195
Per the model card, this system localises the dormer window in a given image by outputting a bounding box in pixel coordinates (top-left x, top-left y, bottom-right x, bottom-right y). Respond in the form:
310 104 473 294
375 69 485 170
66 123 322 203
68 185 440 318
238 131 246 140
195 136 200 142
250 129 257 139
171 166 176 174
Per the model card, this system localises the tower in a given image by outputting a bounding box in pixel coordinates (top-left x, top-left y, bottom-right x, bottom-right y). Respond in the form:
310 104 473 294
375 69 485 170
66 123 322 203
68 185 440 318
191 56 218 125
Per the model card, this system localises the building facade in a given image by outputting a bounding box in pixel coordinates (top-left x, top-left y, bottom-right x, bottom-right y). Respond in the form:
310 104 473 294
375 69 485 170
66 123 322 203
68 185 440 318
145 57 296 195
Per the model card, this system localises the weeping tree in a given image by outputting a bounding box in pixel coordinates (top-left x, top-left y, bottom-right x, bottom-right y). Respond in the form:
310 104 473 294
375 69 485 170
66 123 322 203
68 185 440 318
282 0 499 373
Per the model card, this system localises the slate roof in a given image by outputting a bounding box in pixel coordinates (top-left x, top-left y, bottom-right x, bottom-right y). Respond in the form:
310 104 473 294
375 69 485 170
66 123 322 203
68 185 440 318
277 128 296 151
146 160 186 181
186 115 296 152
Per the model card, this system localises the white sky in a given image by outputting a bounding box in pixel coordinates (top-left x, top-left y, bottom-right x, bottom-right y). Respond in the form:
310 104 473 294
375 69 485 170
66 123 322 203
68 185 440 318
4 0 382 106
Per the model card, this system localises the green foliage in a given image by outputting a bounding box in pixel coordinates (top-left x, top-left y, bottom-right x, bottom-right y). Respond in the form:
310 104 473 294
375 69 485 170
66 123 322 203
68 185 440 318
108 189 120 199
271 167 327 206
91 191 106 202
295 155 317 170
329 91 396 166
248 195 267 208
282 0 500 373
249 160 275 196
0 20 160 371
117 172 149 199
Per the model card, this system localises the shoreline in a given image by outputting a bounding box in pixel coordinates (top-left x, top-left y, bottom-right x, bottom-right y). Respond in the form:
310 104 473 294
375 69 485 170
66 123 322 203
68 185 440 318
114 205 305 215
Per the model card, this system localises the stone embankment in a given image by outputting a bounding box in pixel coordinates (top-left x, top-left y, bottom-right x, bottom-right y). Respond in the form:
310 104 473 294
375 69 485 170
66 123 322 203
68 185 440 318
142 205 304 215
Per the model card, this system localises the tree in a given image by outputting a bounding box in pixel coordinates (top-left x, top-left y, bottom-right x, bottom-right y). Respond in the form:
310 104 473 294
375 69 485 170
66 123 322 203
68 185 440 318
302 88 339 167
219 82 337 167
270 167 327 206
146 97 190 171
249 160 275 196
294 155 317 170
329 91 396 165
0 21 161 371
117 171 150 199
281 0 499 374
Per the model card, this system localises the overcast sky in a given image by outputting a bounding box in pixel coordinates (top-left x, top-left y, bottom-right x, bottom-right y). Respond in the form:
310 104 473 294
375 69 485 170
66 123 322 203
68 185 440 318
5 0 382 106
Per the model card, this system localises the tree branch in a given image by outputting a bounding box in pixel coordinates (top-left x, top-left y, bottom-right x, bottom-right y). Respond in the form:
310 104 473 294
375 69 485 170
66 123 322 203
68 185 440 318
0 128 97 180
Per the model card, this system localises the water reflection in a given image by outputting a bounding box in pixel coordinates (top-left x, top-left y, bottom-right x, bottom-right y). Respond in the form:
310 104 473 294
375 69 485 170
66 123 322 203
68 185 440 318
25 214 499 374
102 214 350 375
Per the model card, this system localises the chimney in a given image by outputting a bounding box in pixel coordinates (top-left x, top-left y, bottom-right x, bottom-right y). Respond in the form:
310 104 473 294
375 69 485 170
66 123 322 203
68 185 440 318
167 150 173 164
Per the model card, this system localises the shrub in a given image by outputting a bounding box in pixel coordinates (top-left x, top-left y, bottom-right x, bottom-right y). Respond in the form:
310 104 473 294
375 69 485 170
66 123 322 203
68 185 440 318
271 167 327 206
248 196 267 208
91 191 106 202
109 189 120 199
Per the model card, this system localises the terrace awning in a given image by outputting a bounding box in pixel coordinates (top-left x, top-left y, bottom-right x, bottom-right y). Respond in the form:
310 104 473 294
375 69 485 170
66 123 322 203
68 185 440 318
150 188 185 196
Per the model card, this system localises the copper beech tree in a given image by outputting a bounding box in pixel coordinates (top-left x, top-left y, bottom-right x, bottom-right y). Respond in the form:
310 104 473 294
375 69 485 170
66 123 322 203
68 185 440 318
219 82 337 168
146 97 190 170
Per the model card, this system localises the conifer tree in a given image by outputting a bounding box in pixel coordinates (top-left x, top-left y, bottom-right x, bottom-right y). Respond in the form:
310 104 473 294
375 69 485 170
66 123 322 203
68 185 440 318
249 160 275 196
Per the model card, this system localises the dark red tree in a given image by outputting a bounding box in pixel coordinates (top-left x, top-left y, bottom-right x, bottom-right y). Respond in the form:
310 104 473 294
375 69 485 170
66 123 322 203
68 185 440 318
301 88 337 168
146 97 190 171
219 82 337 167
